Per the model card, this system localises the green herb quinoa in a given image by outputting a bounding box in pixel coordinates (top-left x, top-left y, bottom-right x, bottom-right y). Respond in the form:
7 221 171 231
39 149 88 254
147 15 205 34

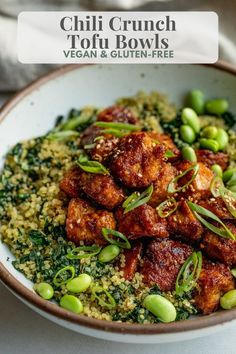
1 91 236 323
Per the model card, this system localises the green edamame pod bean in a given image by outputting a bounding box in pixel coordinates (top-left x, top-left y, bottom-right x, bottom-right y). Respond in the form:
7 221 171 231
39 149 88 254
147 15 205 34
33 282 54 300
66 274 92 293
220 289 236 310
60 294 83 314
181 146 197 163
215 128 229 150
201 126 218 139
205 99 229 115
143 294 177 323
98 245 120 263
211 164 223 177
187 90 205 115
180 125 196 144
181 108 200 133
199 138 219 153
223 168 236 183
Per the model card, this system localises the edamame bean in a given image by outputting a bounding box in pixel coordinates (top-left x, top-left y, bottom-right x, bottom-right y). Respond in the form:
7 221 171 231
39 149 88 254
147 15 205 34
60 294 83 314
215 128 229 150
33 282 54 300
220 289 236 310
181 146 197 163
187 90 205 115
199 138 219 153
201 126 218 139
180 125 196 144
98 245 120 263
205 99 229 115
223 168 236 183
181 108 200 133
143 294 177 323
66 274 92 293
211 164 223 177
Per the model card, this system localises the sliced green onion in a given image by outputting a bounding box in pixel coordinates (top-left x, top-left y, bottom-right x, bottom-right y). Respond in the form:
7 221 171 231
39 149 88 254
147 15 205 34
66 246 102 260
175 251 202 297
122 185 153 214
187 201 236 240
220 188 236 218
61 114 92 131
95 121 141 131
210 176 236 219
46 131 79 141
101 228 131 249
165 150 175 158
84 143 96 150
53 266 75 287
100 128 126 138
167 164 199 193
210 176 224 198
156 198 178 218
77 154 109 175
91 285 116 309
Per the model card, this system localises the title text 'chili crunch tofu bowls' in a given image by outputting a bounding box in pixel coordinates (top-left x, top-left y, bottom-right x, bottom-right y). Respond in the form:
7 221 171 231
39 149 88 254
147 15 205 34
1 63 236 343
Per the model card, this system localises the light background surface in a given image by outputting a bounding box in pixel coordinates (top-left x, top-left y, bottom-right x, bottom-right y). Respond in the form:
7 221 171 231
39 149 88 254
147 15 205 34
1 94 236 353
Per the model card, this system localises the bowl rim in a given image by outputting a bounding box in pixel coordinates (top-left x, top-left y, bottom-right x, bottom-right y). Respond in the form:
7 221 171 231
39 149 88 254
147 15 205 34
1 61 236 335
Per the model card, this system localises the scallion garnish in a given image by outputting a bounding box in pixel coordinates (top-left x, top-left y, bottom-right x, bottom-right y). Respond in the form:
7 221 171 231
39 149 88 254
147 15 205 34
175 251 202 297
66 245 102 259
100 128 126 138
91 285 116 309
95 121 141 131
210 176 236 218
61 114 92 131
122 184 153 214
156 198 178 218
84 143 96 150
210 176 223 198
46 130 80 141
165 150 175 158
53 266 75 287
77 154 109 175
167 164 199 193
102 228 131 249
187 201 236 240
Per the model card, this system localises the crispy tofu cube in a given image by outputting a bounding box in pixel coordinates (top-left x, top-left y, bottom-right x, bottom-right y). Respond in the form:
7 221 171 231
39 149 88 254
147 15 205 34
196 149 229 171
120 241 143 280
194 261 234 314
115 204 169 240
66 198 116 245
141 239 193 291
148 163 177 207
110 132 165 188
167 200 203 243
60 167 125 210
202 222 236 267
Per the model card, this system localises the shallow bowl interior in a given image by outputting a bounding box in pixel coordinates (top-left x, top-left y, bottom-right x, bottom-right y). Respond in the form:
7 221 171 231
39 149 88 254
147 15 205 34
1 63 236 343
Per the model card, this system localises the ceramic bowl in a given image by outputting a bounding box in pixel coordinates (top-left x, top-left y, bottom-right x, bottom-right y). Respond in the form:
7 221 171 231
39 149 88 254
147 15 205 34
1 63 236 343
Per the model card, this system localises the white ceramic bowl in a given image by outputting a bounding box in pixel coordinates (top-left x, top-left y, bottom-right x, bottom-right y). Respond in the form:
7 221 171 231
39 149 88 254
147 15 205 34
1 63 236 343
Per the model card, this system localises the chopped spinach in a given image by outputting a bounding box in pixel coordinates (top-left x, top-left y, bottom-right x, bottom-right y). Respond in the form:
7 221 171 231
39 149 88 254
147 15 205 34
29 230 48 246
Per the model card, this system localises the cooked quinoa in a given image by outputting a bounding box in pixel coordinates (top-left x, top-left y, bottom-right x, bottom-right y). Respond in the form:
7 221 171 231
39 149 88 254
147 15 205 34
1 91 235 323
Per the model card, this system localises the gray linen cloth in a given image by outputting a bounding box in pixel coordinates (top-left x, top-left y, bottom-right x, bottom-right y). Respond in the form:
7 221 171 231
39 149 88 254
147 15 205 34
0 0 236 92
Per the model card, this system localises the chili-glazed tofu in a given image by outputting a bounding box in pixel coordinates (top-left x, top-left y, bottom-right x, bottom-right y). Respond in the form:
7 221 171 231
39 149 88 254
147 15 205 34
120 241 143 280
141 239 193 291
60 167 125 210
110 132 166 188
196 149 229 171
202 221 236 267
97 105 139 125
167 200 203 243
194 260 234 315
115 204 169 240
66 198 116 245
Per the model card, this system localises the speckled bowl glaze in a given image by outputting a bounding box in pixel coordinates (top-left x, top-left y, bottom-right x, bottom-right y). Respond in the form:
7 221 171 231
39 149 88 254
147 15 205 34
1 63 236 343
